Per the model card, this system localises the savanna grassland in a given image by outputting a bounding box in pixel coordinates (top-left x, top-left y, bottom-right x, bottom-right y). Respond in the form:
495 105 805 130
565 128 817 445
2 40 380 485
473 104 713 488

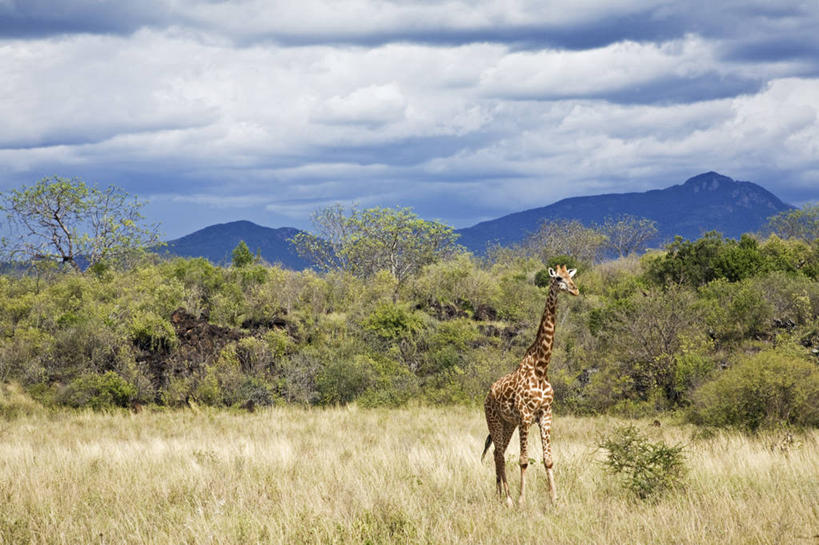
1 406 816 545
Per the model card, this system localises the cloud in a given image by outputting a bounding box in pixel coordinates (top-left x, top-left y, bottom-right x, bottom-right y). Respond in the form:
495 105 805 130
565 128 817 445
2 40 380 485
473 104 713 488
313 83 407 126
0 1 817 238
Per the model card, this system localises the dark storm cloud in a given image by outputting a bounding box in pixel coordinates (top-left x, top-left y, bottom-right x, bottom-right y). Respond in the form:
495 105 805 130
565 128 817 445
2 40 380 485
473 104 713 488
1 0 812 62
724 37 819 65
0 1 167 37
486 72 765 106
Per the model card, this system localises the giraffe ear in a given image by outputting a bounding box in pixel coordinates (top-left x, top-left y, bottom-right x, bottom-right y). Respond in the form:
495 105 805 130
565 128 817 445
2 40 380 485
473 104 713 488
568 268 577 278
548 267 557 277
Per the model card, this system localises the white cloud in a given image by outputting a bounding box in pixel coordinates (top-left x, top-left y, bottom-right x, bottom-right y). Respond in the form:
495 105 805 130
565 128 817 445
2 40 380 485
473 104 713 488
479 35 717 99
314 83 408 126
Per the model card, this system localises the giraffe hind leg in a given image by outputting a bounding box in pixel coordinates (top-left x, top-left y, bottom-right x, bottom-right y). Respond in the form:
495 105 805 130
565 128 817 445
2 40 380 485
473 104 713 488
485 396 515 505
492 421 515 505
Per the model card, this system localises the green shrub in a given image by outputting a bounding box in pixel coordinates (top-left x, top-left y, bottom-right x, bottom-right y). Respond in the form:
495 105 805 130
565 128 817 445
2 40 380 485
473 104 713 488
128 311 177 353
58 371 137 410
546 255 581 272
363 302 424 341
533 269 551 288
689 349 819 430
316 355 377 405
237 377 277 407
194 344 246 406
231 240 254 268
599 425 686 499
698 279 772 344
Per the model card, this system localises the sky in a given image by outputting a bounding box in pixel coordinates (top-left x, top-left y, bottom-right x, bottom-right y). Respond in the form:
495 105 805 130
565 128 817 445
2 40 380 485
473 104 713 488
1 0 818 239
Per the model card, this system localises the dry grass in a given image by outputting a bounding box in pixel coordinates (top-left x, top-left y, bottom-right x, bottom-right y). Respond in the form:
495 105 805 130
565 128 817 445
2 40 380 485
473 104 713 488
0 407 817 544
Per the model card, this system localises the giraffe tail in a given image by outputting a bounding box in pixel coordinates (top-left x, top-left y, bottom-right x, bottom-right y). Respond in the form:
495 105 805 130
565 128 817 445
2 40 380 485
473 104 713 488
481 434 492 462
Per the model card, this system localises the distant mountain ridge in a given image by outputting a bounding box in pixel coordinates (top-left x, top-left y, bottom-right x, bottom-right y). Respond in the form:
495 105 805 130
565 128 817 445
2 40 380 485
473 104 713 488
159 172 793 267
162 220 308 269
455 172 793 253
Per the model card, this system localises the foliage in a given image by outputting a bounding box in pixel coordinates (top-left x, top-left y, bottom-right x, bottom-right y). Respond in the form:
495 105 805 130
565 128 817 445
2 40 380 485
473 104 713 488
291 204 461 289
317 355 378 405
129 311 177 353
57 371 137 410
645 232 819 287
363 302 425 341
599 214 658 257
766 203 819 241
689 350 819 430
2 224 819 420
231 240 254 268
514 218 607 265
599 425 686 499
0 176 161 270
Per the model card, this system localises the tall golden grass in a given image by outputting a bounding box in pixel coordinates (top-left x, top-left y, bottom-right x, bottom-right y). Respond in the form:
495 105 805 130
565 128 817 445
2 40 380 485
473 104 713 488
1 406 816 544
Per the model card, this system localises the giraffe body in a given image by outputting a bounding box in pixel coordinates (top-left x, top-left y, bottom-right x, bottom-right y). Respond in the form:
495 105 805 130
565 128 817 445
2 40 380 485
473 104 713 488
482 265 578 506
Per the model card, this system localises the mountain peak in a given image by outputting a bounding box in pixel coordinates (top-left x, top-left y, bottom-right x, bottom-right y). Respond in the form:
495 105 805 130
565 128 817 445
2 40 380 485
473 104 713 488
681 171 735 191
163 221 308 269
455 172 793 253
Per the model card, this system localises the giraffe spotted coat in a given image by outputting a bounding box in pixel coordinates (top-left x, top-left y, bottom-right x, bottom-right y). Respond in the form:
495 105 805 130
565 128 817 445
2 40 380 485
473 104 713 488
482 265 578 505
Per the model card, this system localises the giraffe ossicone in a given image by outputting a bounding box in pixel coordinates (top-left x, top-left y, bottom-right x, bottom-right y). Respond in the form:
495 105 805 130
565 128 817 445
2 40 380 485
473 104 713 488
482 264 579 506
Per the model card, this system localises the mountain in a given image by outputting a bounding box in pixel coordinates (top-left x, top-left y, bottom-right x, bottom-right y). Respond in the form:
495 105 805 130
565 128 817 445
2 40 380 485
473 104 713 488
455 172 793 253
161 220 309 269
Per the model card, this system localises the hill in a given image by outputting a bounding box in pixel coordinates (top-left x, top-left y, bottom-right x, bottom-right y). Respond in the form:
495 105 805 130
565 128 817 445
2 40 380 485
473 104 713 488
161 220 308 269
455 172 793 253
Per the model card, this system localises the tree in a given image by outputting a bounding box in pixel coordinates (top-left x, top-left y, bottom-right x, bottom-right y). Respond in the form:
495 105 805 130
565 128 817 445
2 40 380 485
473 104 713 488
231 240 254 268
599 214 658 257
766 204 819 241
290 205 461 289
517 219 607 265
0 176 160 271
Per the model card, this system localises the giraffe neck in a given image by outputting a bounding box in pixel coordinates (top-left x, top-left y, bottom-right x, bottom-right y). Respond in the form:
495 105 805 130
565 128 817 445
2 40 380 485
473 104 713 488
525 279 560 377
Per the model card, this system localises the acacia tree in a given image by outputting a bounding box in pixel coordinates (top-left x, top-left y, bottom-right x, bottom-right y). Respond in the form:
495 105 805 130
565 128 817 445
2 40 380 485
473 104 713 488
1 176 161 271
766 204 819 241
599 214 658 257
290 205 461 290
511 218 607 265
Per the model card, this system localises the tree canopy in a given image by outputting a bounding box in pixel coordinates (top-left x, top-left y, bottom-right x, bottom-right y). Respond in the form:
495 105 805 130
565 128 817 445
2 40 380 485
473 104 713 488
599 214 658 257
766 204 819 241
1 176 160 271
290 204 461 288
231 240 254 268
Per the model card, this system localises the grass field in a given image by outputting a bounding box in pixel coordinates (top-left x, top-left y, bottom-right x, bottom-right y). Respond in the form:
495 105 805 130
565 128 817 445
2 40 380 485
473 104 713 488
0 406 817 544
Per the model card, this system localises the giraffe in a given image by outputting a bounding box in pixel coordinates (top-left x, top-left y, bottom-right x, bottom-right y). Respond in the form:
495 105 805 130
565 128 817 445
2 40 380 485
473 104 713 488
482 264 579 506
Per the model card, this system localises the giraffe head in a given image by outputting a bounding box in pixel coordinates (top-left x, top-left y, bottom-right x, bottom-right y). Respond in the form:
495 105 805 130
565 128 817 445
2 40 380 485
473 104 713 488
548 265 579 296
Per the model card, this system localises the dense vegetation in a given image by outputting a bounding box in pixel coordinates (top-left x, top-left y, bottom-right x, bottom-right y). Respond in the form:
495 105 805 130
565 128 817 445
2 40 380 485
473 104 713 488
2 219 819 429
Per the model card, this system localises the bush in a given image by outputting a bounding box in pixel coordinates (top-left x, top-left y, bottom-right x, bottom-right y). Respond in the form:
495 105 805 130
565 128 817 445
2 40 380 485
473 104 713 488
698 278 772 344
129 310 177 353
316 355 377 405
689 349 819 430
599 425 686 499
58 371 137 410
363 302 424 341
534 269 551 288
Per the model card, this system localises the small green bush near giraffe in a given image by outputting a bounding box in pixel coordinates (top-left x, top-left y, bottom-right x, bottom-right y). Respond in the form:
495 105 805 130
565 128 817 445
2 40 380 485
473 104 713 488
0 406 816 545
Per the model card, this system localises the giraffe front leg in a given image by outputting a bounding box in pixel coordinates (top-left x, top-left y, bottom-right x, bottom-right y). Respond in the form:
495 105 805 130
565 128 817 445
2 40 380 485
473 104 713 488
538 409 557 504
518 417 532 506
